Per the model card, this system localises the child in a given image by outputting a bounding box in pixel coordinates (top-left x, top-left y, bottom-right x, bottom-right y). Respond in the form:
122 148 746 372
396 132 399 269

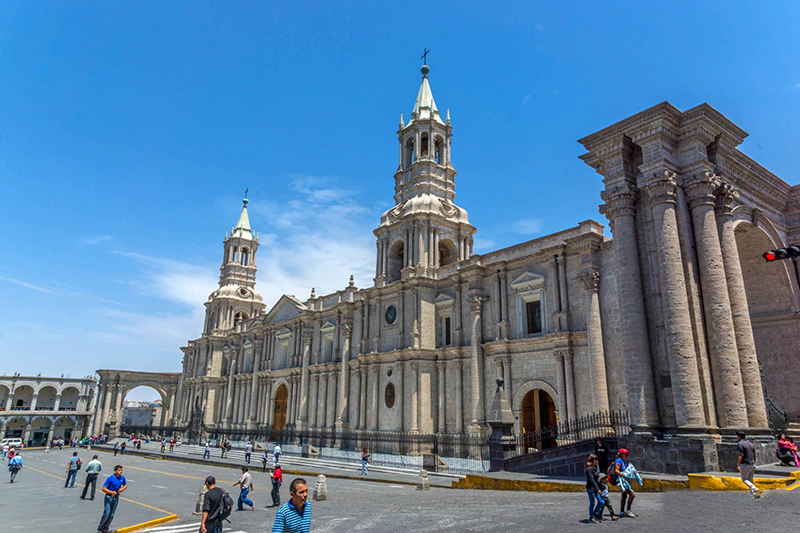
597 474 619 521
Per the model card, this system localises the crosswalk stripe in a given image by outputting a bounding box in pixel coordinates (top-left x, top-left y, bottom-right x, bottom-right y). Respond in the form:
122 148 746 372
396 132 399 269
143 523 249 533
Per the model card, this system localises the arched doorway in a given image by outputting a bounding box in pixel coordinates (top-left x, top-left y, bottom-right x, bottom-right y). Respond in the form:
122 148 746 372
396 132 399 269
735 222 800 421
272 385 288 430
521 389 558 450
120 386 167 432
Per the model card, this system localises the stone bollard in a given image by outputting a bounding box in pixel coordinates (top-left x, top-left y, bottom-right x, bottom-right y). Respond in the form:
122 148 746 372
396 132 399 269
312 474 327 501
193 483 209 515
416 469 430 491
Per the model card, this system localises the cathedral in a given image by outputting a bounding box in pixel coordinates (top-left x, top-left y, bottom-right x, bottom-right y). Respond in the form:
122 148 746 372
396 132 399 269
94 64 800 472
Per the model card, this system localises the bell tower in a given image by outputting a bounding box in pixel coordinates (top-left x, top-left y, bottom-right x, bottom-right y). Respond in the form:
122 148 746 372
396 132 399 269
203 196 264 335
374 63 476 286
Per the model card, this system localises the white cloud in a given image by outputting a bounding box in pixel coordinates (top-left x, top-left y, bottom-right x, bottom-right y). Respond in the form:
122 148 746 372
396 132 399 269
511 218 544 235
535 24 544 32
0 274 60 294
522 94 532 105
80 235 113 246
472 238 497 252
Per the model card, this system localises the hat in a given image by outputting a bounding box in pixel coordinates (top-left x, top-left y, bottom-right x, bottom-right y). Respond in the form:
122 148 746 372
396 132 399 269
618 448 630 454
205 476 216 485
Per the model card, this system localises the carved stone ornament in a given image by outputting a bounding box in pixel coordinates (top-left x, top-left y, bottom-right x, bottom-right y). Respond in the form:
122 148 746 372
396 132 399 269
342 323 353 337
684 169 722 208
389 201 408 219
579 269 601 292
641 170 678 206
714 182 739 217
438 198 458 217
468 295 487 314
599 183 639 219
302 332 313 346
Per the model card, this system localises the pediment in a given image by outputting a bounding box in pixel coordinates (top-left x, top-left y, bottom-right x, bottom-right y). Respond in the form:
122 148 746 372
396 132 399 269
263 294 308 325
510 271 545 291
435 293 455 306
320 321 336 333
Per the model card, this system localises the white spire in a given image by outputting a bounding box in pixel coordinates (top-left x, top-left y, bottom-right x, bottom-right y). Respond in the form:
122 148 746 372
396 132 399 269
410 65 444 125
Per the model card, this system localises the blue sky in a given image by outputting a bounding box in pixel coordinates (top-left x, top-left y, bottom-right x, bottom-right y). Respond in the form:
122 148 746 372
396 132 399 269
1 2 797 400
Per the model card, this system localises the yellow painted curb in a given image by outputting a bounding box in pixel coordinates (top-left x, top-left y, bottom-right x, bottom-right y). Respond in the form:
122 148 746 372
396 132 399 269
116 514 178 533
687 473 796 491
451 474 688 492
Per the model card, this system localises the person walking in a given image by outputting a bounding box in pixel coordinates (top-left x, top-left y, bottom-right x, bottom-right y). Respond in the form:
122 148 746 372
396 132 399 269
120 441 127 455
65 451 82 488
113 442 120 456
221 440 228 459
271 478 311 533
273 443 282 464
204 441 212 460
585 454 603 523
234 466 255 511
261 451 268 473
594 438 610 475
97 465 127 533
245 442 253 464
80 455 103 500
200 476 226 533
160 438 166 453
8 452 22 483
8 447 16 461
169 438 175 453
596 474 619 521
2 443 8 459
737 431 762 498
268 463 283 508
614 449 641 517
361 447 370 476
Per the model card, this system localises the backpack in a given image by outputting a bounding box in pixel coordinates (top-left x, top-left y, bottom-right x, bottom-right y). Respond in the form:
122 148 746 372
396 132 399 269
76 459 82 470
606 463 619 486
218 490 234 522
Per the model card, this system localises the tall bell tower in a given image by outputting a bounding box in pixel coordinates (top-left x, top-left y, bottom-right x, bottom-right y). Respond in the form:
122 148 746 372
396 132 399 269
374 63 476 285
203 197 264 335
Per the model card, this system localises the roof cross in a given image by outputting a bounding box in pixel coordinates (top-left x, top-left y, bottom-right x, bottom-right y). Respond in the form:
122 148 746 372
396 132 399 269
421 48 430 65
244 187 249 198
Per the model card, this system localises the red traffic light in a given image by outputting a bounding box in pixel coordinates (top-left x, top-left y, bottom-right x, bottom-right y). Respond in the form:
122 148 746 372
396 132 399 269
764 251 777 261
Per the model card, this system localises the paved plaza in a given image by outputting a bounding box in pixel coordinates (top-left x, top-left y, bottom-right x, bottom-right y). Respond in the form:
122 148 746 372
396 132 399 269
4 448 799 532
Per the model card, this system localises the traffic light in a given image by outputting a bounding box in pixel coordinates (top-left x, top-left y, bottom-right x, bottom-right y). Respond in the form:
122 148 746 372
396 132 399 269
763 246 800 262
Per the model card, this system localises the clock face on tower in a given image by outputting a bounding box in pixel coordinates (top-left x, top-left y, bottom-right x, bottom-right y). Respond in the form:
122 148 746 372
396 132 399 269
385 304 397 325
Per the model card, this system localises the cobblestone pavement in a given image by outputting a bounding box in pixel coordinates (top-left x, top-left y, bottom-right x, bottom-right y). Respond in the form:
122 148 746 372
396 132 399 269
7 449 799 532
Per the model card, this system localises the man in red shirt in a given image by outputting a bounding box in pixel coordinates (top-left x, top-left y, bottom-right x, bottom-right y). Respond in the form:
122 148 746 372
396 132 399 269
268 463 283 508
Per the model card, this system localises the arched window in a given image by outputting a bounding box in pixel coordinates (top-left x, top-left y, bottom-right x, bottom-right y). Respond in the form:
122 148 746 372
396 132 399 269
438 238 458 267
230 246 238 263
421 134 429 158
234 311 249 323
405 138 415 167
387 241 405 283
435 137 443 164
241 248 249 266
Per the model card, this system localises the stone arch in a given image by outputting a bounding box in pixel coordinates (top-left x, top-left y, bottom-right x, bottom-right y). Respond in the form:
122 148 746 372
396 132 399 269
60 386 81 411
387 240 405 283
733 220 800 421
438 238 458 266
271 381 290 430
512 379 559 413
0 383 11 408
513 380 559 450
11 385 34 409
96 370 181 437
29 416 53 446
36 385 58 410
3 416 27 439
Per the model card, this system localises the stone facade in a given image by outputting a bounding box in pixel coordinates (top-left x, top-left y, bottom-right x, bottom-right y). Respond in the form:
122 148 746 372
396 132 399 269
98 67 800 471
0 374 97 446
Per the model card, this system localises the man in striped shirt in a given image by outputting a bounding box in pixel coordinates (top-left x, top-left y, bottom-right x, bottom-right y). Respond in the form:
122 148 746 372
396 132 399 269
271 478 311 533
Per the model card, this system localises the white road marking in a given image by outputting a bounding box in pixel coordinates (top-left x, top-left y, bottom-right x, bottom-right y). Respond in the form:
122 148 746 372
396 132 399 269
152 484 169 489
143 523 249 533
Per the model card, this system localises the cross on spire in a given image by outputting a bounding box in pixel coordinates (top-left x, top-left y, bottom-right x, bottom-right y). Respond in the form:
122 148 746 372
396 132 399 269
244 187 249 199
421 48 430 64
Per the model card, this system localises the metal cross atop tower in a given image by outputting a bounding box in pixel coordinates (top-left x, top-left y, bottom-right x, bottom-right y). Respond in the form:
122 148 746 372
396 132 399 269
421 48 430 64
244 187 249 198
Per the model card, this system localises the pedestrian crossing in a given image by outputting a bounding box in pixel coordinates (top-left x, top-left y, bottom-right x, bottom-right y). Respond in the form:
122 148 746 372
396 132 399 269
142 521 249 533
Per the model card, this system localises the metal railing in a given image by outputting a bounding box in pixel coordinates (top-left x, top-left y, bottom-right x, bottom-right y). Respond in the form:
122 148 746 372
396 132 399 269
512 409 630 457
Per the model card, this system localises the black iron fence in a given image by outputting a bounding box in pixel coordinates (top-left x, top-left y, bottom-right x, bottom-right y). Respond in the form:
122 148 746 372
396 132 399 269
513 409 630 457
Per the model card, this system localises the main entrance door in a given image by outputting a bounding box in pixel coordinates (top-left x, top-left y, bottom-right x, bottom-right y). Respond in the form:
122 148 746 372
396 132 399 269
521 389 558 450
272 385 288 430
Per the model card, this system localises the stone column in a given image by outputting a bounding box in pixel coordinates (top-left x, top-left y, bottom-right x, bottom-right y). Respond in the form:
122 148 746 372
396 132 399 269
501 357 512 396
557 252 570 330
318 373 328 428
309 374 319 428
30 393 38 412
563 351 576 420
553 352 567 422
296 333 313 429
600 184 660 431
395 362 404 431
336 324 353 429
579 269 610 413
410 363 419 432
225 350 238 420
641 172 706 430
715 185 769 428
358 368 367 429
326 372 337 428
454 361 463 433
369 367 380 430
53 394 62 412
247 342 263 427
684 170 748 429
437 362 446 433
468 294 488 430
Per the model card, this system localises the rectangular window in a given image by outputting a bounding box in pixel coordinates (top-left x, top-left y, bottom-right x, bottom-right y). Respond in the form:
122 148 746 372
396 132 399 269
526 300 542 335
445 316 452 346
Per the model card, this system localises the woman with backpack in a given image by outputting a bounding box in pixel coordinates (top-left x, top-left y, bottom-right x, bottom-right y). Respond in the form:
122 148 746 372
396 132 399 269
614 448 643 518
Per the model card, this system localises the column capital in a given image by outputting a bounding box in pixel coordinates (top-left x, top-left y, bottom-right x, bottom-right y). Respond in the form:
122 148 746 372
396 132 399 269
714 182 740 217
451 360 463 370
684 169 722 208
554 349 572 361
436 361 446 371
599 182 639 219
372 365 381 375
410 362 419 371
640 170 678 206
342 323 353 338
578 269 601 292
303 332 313 346
468 294 488 314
